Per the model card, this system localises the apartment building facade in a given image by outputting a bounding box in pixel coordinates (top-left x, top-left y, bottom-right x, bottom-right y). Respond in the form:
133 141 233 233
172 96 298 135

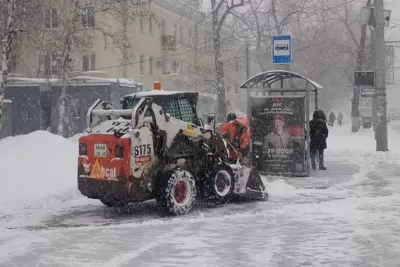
14 0 252 111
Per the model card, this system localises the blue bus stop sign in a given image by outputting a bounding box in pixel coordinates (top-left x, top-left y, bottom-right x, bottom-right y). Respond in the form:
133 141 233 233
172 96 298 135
272 35 292 64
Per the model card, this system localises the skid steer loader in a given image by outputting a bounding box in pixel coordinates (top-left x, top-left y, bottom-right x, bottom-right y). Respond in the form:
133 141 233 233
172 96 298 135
77 91 268 216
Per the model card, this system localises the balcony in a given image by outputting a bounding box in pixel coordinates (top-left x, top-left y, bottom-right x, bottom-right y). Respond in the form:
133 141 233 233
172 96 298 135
161 35 176 51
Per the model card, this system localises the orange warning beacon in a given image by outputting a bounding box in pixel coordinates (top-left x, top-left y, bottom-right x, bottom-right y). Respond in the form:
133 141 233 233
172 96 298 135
153 81 161 90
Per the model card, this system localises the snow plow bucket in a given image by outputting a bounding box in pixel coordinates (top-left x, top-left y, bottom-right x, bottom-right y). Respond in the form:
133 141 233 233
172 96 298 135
230 164 268 201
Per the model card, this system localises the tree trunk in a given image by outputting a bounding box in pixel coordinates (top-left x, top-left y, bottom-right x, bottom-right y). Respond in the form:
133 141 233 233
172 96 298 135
57 86 68 136
122 3 129 78
57 0 79 137
213 27 226 122
211 0 226 122
0 0 17 131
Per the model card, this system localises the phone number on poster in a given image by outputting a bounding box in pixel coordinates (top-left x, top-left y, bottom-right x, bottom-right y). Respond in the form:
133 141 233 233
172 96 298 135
267 148 294 154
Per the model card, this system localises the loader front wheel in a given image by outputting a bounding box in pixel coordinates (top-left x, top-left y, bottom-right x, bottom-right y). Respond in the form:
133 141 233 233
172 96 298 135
155 169 196 216
203 163 235 204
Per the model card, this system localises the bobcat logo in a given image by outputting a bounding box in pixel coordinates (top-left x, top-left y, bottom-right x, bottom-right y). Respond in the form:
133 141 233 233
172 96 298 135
83 161 90 173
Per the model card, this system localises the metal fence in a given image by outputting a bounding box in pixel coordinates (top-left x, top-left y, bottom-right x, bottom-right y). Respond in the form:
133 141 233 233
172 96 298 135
0 100 13 139
0 78 140 139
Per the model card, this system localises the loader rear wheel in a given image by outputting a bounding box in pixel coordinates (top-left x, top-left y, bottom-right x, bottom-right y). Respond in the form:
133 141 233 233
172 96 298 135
203 163 234 204
155 169 196 216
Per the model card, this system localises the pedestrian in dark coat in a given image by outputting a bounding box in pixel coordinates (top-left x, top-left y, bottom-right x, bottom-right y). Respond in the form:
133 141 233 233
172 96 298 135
328 111 336 127
337 112 343 126
310 110 329 170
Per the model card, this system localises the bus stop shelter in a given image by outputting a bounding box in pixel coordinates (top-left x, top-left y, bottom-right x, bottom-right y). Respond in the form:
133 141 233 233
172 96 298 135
240 70 323 177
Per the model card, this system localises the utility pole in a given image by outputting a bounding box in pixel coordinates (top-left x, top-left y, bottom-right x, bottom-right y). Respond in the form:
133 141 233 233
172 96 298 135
245 42 250 80
374 0 389 151
352 0 372 133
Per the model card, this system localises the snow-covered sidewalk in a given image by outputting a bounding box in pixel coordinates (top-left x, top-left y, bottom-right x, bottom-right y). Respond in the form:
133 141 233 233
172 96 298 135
0 123 400 266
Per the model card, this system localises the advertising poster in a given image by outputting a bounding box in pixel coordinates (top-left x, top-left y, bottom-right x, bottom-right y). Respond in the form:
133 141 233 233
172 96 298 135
250 96 306 175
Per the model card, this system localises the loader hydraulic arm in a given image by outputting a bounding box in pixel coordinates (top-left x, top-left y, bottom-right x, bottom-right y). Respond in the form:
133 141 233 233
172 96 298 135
130 97 169 130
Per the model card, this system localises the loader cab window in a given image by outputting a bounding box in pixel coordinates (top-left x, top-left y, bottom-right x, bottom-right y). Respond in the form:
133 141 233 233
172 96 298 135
157 98 180 119
122 97 140 109
177 98 197 124
122 94 200 125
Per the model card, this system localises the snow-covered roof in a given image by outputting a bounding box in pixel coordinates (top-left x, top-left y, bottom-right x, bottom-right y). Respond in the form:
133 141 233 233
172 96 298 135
6 76 137 86
240 70 324 90
70 76 137 85
198 93 217 100
125 90 198 97
7 77 54 84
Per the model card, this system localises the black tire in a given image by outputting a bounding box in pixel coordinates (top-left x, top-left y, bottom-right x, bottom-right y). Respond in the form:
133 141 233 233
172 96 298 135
203 163 235 204
155 169 197 216
100 198 130 208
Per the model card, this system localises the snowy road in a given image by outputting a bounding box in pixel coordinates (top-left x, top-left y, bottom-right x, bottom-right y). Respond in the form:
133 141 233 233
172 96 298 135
1 125 400 267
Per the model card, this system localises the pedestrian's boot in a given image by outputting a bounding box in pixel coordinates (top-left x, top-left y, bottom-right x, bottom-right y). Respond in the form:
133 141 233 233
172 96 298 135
311 162 316 170
319 164 327 171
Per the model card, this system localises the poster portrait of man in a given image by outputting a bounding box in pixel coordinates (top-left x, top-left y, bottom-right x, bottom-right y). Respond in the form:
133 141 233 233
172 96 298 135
263 113 293 150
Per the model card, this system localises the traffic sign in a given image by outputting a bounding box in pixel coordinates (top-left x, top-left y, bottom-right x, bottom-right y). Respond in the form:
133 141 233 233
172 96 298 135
272 35 292 64
361 88 375 97
354 71 375 86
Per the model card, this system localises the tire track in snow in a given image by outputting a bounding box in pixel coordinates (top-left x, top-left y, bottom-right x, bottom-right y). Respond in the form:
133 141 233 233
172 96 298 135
100 225 190 267
101 242 160 267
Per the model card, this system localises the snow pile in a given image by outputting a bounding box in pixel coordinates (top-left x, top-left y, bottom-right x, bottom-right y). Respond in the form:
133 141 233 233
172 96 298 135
0 131 100 230
267 179 297 198
0 131 79 203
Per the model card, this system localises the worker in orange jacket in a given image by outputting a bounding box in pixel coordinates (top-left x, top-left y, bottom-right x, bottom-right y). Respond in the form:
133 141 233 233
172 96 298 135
219 113 250 160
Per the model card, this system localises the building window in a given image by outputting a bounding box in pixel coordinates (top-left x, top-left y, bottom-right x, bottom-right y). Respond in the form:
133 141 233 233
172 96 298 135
81 6 95 28
179 26 183 44
82 54 95 71
140 55 145 75
235 83 239 94
44 54 61 75
45 8 58 28
44 55 51 75
188 29 192 45
140 14 144 32
173 61 179 73
149 56 153 76
9 55 16 73
194 26 198 47
149 15 153 34
174 24 177 40
162 60 166 74
161 19 165 35
235 58 239 71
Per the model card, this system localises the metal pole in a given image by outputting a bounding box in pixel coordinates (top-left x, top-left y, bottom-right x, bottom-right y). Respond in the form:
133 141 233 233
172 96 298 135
314 89 318 110
305 86 310 176
371 26 377 130
374 0 389 151
245 42 250 80
247 88 252 165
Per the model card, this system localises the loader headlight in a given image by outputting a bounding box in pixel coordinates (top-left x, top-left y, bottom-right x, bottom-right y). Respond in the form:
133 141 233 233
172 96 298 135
115 144 124 158
79 143 87 155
